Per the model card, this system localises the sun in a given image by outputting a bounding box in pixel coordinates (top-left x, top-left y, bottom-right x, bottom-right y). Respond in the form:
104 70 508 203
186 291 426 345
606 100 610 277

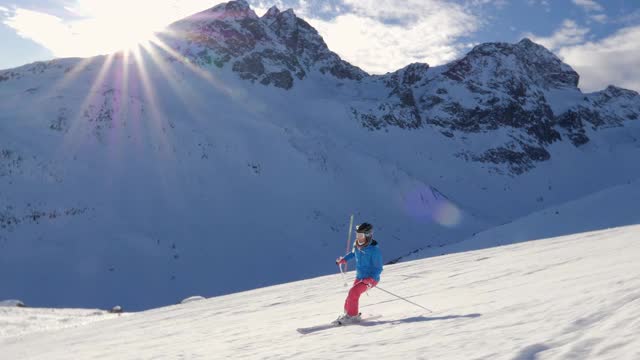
84 16 158 54
114 26 155 52
64 0 174 55
3 0 216 59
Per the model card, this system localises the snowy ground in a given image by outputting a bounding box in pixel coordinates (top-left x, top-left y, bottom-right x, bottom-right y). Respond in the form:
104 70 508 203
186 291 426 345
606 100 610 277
0 307 120 340
2 224 639 359
410 178 640 260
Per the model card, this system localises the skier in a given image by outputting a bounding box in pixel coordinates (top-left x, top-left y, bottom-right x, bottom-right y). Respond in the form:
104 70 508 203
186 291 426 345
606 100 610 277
334 222 383 324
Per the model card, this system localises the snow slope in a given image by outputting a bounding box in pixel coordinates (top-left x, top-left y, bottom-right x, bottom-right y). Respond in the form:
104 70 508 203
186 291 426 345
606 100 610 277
2 224 639 359
0 51 483 310
406 178 640 259
0 307 119 340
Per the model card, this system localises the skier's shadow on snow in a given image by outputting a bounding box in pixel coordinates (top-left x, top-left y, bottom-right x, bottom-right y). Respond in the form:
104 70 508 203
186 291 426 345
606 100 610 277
361 313 482 327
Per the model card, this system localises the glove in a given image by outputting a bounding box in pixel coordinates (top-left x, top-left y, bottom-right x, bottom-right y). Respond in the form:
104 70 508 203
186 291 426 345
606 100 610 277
336 257 346 265
361 278 376 288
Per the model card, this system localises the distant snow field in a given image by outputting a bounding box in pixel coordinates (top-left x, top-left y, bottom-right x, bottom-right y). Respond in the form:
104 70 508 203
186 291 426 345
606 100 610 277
2 224 639 359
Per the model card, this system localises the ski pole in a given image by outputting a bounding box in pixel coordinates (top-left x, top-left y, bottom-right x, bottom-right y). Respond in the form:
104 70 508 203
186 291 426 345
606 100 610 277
375 286 433 313
345 214 354 272
338 263 348 287
338 214 354 287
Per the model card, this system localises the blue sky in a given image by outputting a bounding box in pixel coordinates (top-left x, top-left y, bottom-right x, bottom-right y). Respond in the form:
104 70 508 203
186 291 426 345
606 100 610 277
0 0 639 92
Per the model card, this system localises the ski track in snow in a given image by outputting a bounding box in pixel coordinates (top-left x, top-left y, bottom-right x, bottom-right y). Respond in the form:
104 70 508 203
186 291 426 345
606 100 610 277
1 225 639 359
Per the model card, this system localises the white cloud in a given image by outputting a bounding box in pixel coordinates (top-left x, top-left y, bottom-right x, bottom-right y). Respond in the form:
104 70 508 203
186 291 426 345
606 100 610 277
572 0 604 13
465 0 507 7
526 20 640 92
63 0 215 21
251 0 294 16
527 0 551 12
616 9 640 25
307 0 481 74
525 19 590 50
2 0 484 75
557 25 640 92
590 14 608 24
3 0 221 57
3 9 80 56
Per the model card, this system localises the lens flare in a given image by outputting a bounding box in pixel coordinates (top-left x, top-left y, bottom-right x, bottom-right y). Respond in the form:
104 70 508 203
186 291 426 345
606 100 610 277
403 186 462 227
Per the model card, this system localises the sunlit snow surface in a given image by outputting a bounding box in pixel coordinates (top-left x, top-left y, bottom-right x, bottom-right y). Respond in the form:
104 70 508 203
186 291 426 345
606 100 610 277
2 224 639 359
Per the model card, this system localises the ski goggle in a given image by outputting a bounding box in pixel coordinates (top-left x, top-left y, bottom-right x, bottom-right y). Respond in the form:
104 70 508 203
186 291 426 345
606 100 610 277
356 234 370 246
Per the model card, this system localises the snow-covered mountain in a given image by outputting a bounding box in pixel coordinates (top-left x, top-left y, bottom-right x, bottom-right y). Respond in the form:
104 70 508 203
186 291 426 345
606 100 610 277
353 39 640 175
1 0 639 310
2 223 639 359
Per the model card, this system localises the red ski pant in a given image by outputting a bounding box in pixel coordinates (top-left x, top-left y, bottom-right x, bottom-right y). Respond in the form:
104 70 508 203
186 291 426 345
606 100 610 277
344 278 378 316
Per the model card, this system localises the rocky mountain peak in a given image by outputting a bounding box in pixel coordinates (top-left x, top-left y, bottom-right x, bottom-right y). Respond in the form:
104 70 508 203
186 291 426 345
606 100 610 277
267 8 326 58
261 5 281 24
515 37 538 49
207 0 258 20
390 63 430 87
163 1 366 89
601 85 639 99
444 38 579 89
351 37 638 175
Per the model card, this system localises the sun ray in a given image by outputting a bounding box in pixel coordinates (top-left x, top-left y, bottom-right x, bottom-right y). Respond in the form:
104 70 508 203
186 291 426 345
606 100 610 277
146 33 238 99
117 49 130 129
108 48 131 163
144 33 273 133
141 39 212 122
129 43 172 158
57 53 117 155
127 42 190 203
44 56 97 100
146 32 275 121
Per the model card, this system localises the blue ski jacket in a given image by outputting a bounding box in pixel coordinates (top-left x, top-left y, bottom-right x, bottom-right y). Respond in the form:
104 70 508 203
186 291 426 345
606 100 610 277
343 240 383 281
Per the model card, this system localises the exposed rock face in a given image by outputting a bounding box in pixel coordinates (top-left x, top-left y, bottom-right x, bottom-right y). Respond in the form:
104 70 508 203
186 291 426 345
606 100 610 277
350 39 639 175
351 63 430 131
162 0 366 89
443 38 579 88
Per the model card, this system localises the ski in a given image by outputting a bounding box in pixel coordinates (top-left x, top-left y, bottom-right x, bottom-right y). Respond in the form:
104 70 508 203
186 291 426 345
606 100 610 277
296 314 382 335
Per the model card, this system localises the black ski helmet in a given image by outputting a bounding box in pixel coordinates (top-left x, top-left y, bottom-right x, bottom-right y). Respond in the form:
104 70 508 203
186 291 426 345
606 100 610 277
355 222 373 238
355 222 373 248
